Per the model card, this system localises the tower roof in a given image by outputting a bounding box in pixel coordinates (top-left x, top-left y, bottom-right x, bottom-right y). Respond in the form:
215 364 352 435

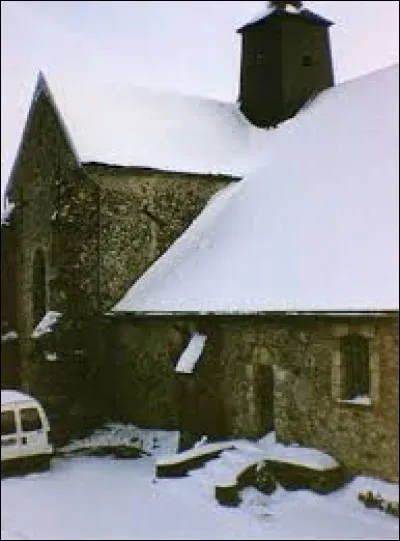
237 4 333 33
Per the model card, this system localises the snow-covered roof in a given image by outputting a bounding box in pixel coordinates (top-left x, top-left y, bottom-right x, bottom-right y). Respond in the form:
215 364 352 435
240 6 276 28
237 5 333 33
113 64 399 314
1 390 34 406
175 333 207 374
31 71 263 178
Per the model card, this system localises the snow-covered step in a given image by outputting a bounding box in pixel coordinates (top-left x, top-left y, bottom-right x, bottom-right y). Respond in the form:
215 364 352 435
155 442 235 478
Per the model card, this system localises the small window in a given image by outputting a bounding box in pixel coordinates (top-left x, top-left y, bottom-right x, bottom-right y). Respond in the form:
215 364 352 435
20 407 43 432
32 248 47 327
302 54 313 67
255 51 265 65
1 411 17 436
340 334 370 399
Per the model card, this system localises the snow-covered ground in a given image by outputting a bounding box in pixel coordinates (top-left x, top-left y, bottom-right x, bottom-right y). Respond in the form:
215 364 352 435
2 424 398 540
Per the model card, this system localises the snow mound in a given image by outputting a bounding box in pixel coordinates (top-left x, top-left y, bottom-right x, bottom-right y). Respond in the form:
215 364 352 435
60 422 179 458
256 432 339 470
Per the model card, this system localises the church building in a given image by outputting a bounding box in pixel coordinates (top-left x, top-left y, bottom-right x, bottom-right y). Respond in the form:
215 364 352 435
1 1 398 482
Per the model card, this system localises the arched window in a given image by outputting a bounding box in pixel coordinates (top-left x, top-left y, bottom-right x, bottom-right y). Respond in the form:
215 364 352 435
32 248 46 327
340 334 370 399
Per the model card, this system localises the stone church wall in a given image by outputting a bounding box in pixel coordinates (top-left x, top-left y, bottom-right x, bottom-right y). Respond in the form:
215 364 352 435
4 91 100 410
105 313 398 481
103 315 228 433
6 92 100 339
2 91 235 428
1 223 17 331
84 164 233 311
274 315 399 482
3 86 397 483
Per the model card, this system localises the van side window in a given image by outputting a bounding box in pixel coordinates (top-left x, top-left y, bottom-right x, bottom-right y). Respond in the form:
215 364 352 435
1 411 17 435
20 408 43 432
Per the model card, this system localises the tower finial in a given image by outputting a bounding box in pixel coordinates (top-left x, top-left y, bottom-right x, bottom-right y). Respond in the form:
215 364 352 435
268 1 303 10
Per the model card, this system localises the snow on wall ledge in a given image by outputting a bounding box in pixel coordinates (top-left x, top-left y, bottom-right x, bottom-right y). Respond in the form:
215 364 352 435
175 333 207 374
113 65 399 314
32 311 62 339
1 200 15 225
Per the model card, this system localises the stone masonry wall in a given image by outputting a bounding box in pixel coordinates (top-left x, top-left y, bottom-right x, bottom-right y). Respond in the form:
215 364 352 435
4 91 233 434
105 315 277 437
104 317 184 428
1 222 17 330
104 315 226 433
84 165 234 311
106 313 398 481
273 316 399 482
54 168 99 319
5 90 100 416
8 92 99 341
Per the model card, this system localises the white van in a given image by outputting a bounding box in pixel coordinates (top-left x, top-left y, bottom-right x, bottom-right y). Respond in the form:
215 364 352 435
1 390 53 475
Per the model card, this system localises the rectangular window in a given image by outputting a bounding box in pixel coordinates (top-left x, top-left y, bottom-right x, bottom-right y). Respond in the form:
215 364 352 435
1 410 17 436
340 334 370 399
20 407 43 432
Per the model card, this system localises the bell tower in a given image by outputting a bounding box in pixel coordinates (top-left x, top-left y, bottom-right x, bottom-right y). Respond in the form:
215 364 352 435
237 1 334 127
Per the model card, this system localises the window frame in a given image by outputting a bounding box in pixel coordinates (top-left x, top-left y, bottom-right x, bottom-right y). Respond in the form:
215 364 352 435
1 410 17 436
19 407 43 433
339 333 370 400
331 324 379 406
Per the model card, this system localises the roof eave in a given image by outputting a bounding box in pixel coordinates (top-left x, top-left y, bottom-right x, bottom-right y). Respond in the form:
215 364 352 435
105 309 399 318
237 9 334 34
82 161 242 183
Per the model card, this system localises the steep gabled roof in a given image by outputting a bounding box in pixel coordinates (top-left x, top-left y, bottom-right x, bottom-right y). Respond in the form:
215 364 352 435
113 65 399 314
5 70 269 200
5 72 82 200
27 71 268 177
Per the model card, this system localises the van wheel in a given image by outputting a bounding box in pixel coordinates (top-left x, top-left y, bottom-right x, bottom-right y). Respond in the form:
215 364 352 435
36 455 51 472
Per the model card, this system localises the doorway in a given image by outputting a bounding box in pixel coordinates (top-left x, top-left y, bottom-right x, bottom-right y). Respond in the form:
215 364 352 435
254 363 274 434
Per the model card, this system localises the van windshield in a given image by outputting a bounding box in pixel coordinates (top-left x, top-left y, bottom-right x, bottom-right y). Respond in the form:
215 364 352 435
20 407 43 432
1 410 16 436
